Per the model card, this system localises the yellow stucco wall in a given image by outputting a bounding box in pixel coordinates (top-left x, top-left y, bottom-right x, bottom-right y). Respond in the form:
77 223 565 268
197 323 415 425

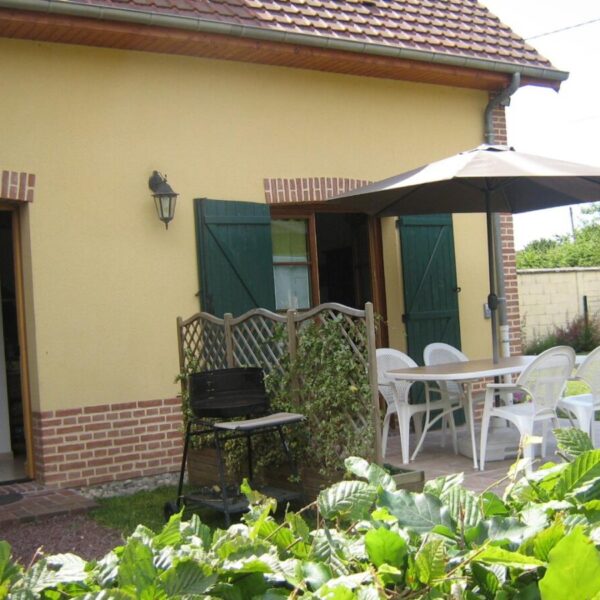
0 37 491 410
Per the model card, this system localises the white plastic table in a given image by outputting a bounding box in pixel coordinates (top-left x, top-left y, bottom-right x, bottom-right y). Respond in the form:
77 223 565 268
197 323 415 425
386 356 536 470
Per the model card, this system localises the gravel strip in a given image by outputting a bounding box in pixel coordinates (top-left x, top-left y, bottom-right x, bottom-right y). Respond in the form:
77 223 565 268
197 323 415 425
78 472 181 499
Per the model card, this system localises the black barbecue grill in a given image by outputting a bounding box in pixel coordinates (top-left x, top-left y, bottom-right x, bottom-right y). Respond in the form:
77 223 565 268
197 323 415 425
166 367 305 525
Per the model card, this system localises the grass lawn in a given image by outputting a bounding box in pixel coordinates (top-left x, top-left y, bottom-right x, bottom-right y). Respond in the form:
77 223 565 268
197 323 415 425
88 484 227 537
565 380 589 396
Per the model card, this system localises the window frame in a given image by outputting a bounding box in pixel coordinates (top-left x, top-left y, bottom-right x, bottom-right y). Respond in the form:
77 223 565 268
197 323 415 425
270 209 320 308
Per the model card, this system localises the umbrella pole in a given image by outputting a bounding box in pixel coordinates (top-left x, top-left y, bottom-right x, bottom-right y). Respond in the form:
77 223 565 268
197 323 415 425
486 197 499 364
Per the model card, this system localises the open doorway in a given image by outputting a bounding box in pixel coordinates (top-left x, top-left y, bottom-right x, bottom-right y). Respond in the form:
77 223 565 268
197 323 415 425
315 213 372 309
0 210 27 483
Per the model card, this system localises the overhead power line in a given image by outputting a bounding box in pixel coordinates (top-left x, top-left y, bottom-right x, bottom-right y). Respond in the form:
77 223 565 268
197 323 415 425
525 16 600 40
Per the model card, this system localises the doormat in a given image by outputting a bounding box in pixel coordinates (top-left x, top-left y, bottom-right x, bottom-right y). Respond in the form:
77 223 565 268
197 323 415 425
0 493 23 506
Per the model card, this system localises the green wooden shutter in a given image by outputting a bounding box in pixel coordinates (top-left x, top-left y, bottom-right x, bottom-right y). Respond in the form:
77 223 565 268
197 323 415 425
195 199 276 317
399 214 461 365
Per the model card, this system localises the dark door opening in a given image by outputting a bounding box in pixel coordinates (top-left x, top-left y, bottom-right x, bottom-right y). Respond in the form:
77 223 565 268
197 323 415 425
0 211 27 483
316 213 372 308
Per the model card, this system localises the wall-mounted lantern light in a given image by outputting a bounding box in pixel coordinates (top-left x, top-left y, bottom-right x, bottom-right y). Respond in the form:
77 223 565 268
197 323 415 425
148 171 178 229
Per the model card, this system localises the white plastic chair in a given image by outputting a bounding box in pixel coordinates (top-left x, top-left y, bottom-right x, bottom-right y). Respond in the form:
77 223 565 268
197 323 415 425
377 348 460 464
558 346 600 446
480 345 576 471
419 343 470 456
422 343 487 468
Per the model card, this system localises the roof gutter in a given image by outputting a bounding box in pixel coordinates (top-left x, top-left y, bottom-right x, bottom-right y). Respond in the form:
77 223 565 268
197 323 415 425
0 0 569 86
484 72 521 360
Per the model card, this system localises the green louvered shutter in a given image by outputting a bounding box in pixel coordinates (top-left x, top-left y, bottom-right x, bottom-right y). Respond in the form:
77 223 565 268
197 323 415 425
398 214 461 364
195 199 276 317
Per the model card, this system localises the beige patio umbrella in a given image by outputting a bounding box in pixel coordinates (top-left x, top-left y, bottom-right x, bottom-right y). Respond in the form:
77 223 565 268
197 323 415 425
329 144 600 362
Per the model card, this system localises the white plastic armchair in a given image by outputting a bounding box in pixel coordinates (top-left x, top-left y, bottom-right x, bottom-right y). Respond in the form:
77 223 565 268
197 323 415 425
376 348 422 463
480 345 576 471
377 347 465 464
423 343 470 408
418 343 470 457
558 345 600 446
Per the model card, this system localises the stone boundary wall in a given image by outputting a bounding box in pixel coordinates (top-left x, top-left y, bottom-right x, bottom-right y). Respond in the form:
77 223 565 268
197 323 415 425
32 397 182 488
517 267 600 344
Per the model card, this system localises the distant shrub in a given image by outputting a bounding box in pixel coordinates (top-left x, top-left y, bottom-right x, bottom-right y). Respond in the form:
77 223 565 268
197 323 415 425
524 314 600 354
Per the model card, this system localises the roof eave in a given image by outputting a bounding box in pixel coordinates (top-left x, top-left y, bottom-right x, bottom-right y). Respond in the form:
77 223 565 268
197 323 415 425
0 0 569 90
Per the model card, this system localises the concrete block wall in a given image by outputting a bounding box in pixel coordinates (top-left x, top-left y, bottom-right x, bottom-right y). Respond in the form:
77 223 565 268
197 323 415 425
517 267 600 344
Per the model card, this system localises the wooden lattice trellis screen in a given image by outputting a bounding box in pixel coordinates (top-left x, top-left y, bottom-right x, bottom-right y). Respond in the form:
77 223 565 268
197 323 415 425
177 302 382 464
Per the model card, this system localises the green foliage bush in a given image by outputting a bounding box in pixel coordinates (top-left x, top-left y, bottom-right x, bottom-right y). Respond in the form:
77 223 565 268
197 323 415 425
516 224 600 269
524 314 600 355
3 430 600 599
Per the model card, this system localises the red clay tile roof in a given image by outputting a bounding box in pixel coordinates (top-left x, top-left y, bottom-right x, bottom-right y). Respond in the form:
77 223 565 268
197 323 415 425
66 0 553 71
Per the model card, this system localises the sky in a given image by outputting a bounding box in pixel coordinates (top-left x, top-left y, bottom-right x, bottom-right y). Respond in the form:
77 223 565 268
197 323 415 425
481 0 600 249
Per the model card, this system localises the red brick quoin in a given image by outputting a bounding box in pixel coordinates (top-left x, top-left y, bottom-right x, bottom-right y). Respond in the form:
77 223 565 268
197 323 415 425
31 397 183 488
1 170 36 202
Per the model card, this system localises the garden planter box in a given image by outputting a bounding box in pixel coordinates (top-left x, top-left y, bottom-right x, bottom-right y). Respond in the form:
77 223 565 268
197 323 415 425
187 449 424 499
265 463 425 502
384 464 425 493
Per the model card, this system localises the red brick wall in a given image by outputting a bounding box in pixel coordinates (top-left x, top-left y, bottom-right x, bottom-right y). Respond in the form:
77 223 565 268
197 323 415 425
490 100 522 355
1 170 36 202
264 176 370 203
31 397 183 488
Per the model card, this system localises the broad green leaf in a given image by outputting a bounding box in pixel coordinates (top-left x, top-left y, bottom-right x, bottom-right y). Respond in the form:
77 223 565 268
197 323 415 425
571 475 600 503
474 546 544 570
520 505 549 531
186 513 213 550
77 592 134 599
423 473 464 499
555 449 600 499
480 492 509 518
261 589 292 599
471 562 500 599
159 560 216 596
95 551 119 588
554 427 593 458
445 486 482 530
531 521 565 562
318 481 377 520
302 561 333 591
229 571 269 598
117 538 156 591
414 539 446 585
316 572 372 596
152 512 182 549
221 554 277 574
314 528 351 577
554 450 600 500
209 582 243 600
258 519 307 557
583 499 600 524
371 507 397 523
357 587 380 600
45 554 88 583
379 490 452 534
344 457 396 491
17 555 89 595
465 517 528 547
364 528 407 568
286 512 310 541
377 563 403 586
539 527 600 600
0 541 21 590
431 524 458 540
